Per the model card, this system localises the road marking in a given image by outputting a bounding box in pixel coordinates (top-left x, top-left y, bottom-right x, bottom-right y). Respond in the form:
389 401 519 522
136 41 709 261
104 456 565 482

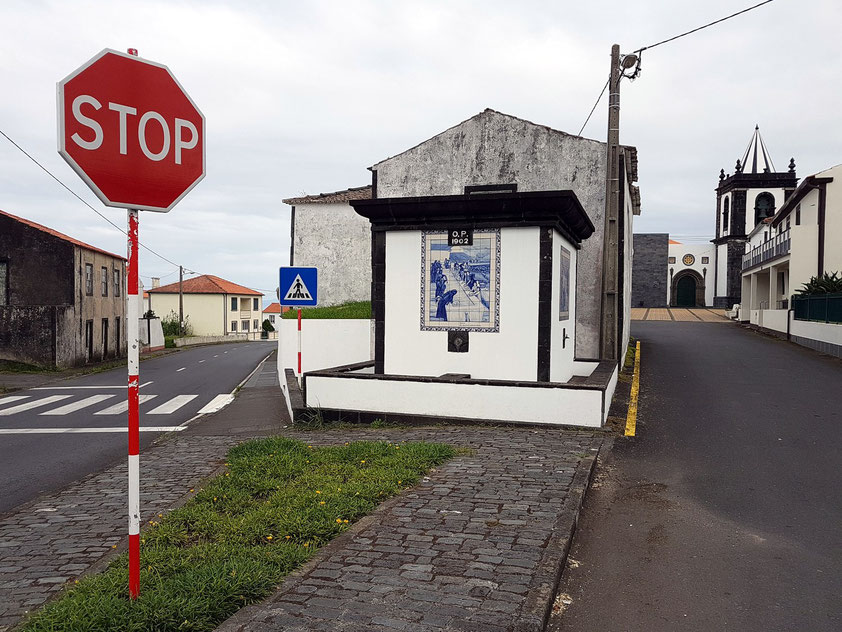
140 381 153 388
0 427 185 434
40 394 116 416
147 395 198 415
0 396 30 408
0 395 73 416
94 395 158 415
32 381 153 390
196 394 234 415
176 367 186 372
198 360 205 363
625 341 641 437
213 354 218 358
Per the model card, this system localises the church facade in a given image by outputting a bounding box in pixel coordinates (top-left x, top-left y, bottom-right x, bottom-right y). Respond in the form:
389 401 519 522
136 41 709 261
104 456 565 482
712 126 798 308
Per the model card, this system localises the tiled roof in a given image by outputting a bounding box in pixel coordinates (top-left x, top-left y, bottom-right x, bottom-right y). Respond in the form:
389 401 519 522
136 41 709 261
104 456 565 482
0 209 125 261
148 274 262 296
263 302 281 313
283 185 372 205
669 239 682 244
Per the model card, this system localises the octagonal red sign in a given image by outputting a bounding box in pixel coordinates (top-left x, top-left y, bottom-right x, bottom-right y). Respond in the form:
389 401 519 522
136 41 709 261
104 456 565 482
58 49 205 213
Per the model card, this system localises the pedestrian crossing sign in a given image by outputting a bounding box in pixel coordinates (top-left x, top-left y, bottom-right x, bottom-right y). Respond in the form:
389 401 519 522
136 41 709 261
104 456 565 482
279 267 318 307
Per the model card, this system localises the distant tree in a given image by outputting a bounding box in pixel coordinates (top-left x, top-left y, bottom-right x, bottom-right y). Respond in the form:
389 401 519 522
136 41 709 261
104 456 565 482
161 310 193 337
262 318 275 332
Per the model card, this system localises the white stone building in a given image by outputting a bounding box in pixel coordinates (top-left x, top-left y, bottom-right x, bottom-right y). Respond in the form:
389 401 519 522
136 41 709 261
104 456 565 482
667 239 716 306
740 162 842 349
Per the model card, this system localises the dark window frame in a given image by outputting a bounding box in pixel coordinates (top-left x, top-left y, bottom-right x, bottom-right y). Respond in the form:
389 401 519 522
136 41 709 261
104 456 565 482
0 259 8 306
231 297 238 311
85 263 94 296
253 297 259 310
231 320 238 332
101 266 108 297
668 256 676 264
113 268 121 297
701 256 709 264
723 197 730 233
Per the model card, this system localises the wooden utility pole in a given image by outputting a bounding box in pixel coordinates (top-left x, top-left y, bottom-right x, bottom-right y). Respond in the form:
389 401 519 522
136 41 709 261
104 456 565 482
600 44 621 362
179 265 184 333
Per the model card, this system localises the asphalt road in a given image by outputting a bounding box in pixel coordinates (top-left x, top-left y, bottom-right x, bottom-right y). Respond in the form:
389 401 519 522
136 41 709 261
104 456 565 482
0 341 274 515
550 322 842 632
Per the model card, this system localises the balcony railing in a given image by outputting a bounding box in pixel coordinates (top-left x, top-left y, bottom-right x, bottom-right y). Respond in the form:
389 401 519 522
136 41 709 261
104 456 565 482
742 229 790 271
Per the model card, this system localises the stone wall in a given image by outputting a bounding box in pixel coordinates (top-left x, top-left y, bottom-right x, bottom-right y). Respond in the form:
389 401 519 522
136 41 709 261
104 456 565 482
632 233 668 307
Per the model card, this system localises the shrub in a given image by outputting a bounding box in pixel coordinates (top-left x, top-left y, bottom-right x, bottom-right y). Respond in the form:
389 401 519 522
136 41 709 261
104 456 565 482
161 311 193 337
796 272 842 295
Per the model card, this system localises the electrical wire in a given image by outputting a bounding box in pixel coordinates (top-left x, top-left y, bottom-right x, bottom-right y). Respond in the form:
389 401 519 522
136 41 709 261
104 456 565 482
577 0 777 135
1 128 190 270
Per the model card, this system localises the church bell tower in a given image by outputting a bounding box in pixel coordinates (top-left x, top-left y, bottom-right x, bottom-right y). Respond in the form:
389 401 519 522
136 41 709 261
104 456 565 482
712 126 798 308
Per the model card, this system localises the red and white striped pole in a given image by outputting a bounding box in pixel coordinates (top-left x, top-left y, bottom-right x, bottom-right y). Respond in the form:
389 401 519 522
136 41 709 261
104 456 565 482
297 308 302 379
126 209 141 599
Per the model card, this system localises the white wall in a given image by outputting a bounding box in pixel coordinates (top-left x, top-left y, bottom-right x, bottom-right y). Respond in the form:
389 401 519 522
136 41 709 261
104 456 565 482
148 293 224 336
551 230 577 382
305 375 605 427
790 223 819 295
792 319 842 347
716 243 729 297
817 164 842 275
668 242 716 305
742 187 788 235
384 227 540 381
277 318 372 376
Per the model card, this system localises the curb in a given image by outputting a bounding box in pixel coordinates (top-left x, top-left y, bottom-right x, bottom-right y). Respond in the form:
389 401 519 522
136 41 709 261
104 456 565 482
513 445 601 632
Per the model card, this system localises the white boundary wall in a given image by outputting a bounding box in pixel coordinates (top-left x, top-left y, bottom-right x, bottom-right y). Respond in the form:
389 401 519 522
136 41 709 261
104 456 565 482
277 319 373 377
305 376 605 427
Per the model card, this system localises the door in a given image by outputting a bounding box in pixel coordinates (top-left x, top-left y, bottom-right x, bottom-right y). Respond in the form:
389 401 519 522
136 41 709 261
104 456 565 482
85 320 94 362
676 276 697 307
102 318 109 359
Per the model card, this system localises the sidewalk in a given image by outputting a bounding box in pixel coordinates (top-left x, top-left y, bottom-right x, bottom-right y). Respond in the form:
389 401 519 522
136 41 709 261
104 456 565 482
0 354 604 632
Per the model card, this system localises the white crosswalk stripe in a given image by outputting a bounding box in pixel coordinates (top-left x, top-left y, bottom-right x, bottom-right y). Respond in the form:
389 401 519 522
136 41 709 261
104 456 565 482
196 394 234 415
40 395 116 416
0 396 30 409
147 395 198 415
0 395 73 416
94 394 158 415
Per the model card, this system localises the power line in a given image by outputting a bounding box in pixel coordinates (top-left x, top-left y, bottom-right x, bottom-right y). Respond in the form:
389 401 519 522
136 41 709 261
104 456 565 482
635 0 776 54
577 0 777 135
0 128 190 271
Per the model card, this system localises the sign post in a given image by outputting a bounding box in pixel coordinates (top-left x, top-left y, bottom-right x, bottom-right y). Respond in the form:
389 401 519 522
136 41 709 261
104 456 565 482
279 267 318 381
58 48 205 600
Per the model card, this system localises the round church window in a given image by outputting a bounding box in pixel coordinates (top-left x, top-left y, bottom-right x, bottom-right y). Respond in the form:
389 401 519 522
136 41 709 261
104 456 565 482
682 254 695 266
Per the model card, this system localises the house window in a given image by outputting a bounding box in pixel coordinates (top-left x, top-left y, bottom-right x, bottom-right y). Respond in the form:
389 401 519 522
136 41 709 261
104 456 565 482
0 261 7 306
668 256 676 264
113 269 121 297
242 320 250 331
231 321 237 332
85 263 94 295
786 218 791 231
231 297 238 311
269 314 275 323
253 319 259 330
101 267 108 296
701 257 709 264
795 204 801 226
253 298 259 310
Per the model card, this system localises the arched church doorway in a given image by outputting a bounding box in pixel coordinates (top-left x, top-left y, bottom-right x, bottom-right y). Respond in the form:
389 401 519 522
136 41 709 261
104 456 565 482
676 276 696 307
670 269 706 307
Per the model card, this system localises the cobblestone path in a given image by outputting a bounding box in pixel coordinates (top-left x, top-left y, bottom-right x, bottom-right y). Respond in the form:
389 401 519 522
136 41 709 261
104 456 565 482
218 427 602 632
0 434 236 631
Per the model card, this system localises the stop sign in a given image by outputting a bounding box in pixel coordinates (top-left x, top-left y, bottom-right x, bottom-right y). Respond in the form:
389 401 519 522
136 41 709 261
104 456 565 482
58 49 205 213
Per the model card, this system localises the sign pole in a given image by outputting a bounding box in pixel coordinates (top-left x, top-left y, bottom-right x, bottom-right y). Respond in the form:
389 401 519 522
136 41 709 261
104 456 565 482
126 209 141 599
297 308 302 380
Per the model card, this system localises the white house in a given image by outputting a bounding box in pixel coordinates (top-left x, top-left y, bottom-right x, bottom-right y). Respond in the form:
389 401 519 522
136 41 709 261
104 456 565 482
739 162 842 356
147 274 263 336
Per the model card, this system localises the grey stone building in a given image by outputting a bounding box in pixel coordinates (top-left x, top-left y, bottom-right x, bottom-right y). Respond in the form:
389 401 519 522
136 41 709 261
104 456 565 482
286 109 641 360
632 233 669 307
283 186 372 307
0 209 127 367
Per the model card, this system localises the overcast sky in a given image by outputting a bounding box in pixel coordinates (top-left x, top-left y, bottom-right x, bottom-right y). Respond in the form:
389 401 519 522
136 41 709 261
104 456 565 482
1 0 839 304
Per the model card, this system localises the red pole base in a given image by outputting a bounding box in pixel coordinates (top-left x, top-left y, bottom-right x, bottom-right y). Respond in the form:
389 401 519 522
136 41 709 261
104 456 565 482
128 533 140 599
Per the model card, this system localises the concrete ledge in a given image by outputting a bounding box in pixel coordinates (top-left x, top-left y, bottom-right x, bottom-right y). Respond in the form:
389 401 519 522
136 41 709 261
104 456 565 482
174 334 247 347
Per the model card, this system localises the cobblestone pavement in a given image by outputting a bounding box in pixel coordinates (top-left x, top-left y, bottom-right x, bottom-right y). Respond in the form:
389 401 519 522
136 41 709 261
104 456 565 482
218 426 602 632
0 434 237 631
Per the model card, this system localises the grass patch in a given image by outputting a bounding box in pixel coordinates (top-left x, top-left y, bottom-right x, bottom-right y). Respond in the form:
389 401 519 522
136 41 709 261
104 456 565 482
22 437 454 632
164 335 178 349
281 300 371 320
0 359 60 374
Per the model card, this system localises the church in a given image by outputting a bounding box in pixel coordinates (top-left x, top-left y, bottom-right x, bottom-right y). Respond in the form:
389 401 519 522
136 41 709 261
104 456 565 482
633 126 797 309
